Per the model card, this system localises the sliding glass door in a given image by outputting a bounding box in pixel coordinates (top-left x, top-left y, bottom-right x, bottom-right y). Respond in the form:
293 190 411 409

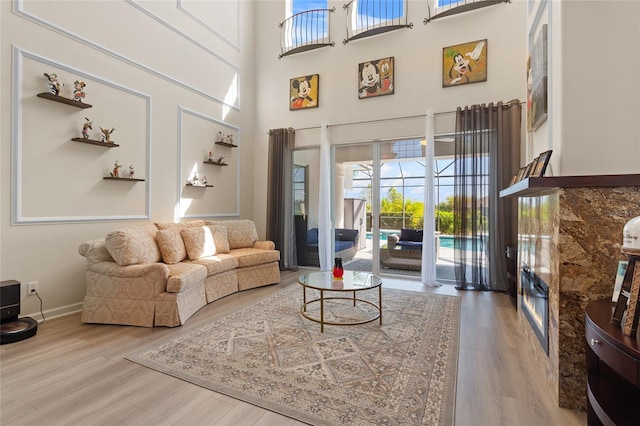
294 138 455 282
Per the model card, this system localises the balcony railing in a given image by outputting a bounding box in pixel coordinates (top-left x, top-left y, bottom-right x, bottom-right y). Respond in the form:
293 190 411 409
279 8 336 59
424 0 510 25
343 0 412 45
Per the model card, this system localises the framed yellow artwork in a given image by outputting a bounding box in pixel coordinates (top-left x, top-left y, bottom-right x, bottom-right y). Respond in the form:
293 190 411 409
442 39 487 87
289 74 319 111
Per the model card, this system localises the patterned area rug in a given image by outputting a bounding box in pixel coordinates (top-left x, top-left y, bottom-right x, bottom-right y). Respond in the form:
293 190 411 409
126 285 460 426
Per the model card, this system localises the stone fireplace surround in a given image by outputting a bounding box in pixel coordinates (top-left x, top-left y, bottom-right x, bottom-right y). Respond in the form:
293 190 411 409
501 174 640 410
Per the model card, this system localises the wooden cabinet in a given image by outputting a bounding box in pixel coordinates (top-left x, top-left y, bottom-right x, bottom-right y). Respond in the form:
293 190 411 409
585 299 640 426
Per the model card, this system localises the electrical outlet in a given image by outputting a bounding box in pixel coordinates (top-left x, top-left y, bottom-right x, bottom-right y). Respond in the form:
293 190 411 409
27 281 38 295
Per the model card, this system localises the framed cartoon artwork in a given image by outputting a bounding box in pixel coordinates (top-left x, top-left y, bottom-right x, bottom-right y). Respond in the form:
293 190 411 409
527 156 540 178
531 150 552 177
290 74 319 110
358 57 394 99
442 39 487 87
527 24 548 131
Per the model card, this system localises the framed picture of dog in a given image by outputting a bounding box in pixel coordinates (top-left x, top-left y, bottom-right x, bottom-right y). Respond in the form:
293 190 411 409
442 39 487 87
358 57 394 99
289 74 319 111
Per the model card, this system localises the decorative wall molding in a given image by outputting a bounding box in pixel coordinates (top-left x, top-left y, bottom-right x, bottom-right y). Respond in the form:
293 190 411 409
13 0 239 111
177 106 240 221
11 46 152 225
126 0 240 63
176 0 240 52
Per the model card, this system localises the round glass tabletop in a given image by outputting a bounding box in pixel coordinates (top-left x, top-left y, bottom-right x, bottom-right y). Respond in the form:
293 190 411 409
298 270 382 292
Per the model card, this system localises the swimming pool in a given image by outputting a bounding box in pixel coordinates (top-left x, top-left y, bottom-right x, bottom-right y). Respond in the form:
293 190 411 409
366 232 483 252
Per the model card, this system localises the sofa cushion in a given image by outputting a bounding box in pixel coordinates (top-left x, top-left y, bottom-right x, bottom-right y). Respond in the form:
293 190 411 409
181 227 217 260
400 228 423 242
189 253 238 275
229 248 280 268
156 229 187 264
165 262 207 293
336 228 358 242
155 220 205 230
79 239 114 264
223 220 258 249
335 240 355 252
105 223 162 266
208 225 230 254
307 228 318 245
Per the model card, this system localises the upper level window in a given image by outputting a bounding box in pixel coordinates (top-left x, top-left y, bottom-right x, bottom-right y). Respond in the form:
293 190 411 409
290 0 328 16
349 0 405 34
282 0 330 50
343 0 410 44
426 0 510 24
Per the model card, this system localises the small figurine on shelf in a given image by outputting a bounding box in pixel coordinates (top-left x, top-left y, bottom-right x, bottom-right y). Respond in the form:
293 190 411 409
73 80 86 102
44 72 64 96
128 165 135 179
202 176 207 185
110 161 122 177
217 154 225 164
217 131 224 142
100 127 115 144
190 173 200 186
82 117 93 139
208 151 214 161
225 134 234 145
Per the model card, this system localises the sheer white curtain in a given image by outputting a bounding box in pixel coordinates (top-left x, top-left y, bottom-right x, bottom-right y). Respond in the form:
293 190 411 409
422 110 441 287
317 123 333 270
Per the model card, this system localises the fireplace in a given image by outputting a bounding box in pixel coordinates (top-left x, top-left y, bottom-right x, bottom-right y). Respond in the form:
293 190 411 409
520 263 549 355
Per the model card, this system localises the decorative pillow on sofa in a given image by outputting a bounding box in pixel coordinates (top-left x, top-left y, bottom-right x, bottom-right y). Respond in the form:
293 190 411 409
224 220 258 249
155 220 205 230
207 225 230 254
400 228 423 242
180 227 217 260
156 229 187 264
336 228 359 242
105 223 162 266
307 228 318 245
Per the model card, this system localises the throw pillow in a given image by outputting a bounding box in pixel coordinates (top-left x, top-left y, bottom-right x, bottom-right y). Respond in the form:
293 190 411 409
155 220 206 230
208 225 230 254
180 226 217 260
336 228 358 241
307 228 318 245
105 224 161 266
400 228 423 242
156 229 187 264
225 220 258 249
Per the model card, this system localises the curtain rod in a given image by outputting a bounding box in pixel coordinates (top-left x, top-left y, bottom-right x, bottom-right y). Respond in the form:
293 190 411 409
292 110 454 133
269 100 523 133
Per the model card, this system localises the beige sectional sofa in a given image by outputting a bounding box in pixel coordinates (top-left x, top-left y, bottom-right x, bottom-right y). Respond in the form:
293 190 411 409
78 220 280 327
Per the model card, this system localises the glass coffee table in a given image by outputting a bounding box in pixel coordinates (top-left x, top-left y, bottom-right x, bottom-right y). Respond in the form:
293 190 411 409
297 270 382 333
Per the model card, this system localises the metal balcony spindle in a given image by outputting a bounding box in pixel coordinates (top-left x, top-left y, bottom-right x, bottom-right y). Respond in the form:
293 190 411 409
279 8 335 59
424 0 510 25
343 0 412 44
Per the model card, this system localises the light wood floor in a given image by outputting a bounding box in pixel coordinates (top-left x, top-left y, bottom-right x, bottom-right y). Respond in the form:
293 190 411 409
1 270 586 426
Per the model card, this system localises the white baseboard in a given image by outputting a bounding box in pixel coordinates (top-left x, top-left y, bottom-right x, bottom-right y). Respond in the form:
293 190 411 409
25 302 83 323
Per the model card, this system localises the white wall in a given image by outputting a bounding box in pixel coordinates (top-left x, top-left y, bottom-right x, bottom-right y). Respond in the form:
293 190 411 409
555 0 639 176
3 0 637 321
251 0 529 232
0 0 256 318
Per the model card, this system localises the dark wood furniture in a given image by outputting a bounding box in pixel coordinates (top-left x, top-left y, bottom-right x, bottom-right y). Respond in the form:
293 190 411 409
37 92 92 109
585 299 640 426
500 174 640 198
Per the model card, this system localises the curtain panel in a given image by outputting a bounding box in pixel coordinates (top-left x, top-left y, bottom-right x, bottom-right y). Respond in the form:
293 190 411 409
453 100 521 291
266 128 297 270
